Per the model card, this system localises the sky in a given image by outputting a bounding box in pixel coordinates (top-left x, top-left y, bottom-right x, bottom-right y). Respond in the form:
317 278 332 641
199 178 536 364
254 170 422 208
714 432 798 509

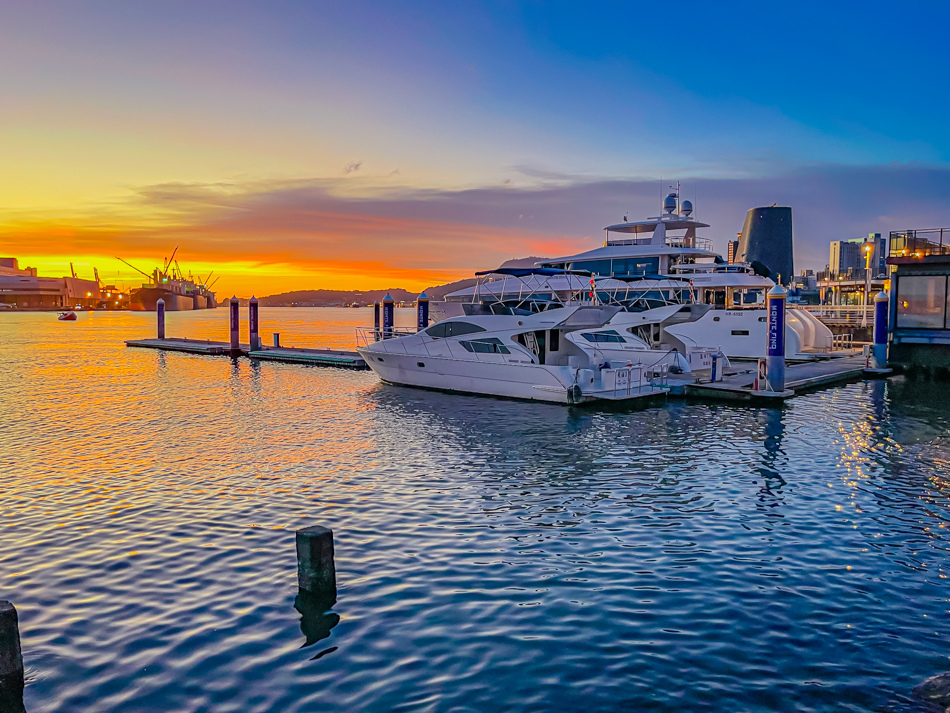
1 1 949 296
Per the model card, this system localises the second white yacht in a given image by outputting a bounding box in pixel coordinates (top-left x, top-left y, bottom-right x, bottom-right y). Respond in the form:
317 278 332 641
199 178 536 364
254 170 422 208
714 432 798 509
432 191 834 358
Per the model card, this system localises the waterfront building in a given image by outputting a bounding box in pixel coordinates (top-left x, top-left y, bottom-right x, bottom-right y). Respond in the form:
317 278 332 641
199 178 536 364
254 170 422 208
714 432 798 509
829 239 865 273
828 234 888 277
736 206 793 285
818 234 888 306
0 258 100 309
790 270 820 304
726 237 739 265
886 227 950 368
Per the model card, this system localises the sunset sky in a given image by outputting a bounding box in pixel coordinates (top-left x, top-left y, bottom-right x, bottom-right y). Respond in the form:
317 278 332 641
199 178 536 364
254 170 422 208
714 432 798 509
2 1 949 296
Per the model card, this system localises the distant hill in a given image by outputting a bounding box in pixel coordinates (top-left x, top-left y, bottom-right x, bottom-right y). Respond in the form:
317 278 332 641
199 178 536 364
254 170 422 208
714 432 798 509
259 257 547 306
259 288 417 307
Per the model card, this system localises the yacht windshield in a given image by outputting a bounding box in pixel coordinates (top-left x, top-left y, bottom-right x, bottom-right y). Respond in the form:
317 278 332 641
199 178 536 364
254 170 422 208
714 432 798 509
580 330 626 343
425 321 487 338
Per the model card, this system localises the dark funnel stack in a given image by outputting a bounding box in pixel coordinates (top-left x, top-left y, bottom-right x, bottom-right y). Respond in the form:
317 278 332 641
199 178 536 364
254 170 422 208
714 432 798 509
737 206 793 284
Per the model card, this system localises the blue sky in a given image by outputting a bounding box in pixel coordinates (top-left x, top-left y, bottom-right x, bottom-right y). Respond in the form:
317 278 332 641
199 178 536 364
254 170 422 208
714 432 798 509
1 0 948 291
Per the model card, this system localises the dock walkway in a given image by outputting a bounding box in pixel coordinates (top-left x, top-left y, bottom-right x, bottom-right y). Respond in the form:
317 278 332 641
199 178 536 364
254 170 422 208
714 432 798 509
125 338 367 369
683 354 870 403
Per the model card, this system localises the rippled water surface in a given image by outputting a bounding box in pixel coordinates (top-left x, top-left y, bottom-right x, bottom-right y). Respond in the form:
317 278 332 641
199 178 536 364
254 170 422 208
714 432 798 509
2 308 950 712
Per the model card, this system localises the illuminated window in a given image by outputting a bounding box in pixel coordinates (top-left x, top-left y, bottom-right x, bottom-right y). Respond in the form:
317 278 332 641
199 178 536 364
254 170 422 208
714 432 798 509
895 275 947 329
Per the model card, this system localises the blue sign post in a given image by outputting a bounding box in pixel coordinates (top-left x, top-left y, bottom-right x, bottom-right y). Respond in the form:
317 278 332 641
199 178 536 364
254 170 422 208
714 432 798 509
156 298 165 340
416 291 429 332
229 296 240 355
873 290 888 368
765 285 786 392
248 296 260 351
382 293 394 339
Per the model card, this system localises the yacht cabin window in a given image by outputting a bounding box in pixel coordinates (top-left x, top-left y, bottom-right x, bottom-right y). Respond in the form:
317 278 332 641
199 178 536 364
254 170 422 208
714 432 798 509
460 337 510 354
580 330 626 343
425 321 487 338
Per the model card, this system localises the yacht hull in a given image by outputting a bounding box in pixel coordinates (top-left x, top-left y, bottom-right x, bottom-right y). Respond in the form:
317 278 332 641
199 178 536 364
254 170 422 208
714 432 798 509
357 349 577 403
666 308 832 359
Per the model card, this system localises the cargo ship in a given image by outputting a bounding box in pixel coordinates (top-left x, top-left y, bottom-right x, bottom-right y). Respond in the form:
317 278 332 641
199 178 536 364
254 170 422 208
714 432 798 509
120 249 218 311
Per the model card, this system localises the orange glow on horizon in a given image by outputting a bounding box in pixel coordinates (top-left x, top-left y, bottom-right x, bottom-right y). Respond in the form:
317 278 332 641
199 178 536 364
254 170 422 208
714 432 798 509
1 212 585 296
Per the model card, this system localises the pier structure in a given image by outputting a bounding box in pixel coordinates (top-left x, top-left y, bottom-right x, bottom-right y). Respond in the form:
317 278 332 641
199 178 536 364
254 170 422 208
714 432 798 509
886 228 950 374
124 292 892 399
125 297 368 368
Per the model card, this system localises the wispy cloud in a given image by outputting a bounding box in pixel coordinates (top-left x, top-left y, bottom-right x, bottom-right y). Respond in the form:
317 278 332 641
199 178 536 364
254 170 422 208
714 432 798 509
3 163 950 294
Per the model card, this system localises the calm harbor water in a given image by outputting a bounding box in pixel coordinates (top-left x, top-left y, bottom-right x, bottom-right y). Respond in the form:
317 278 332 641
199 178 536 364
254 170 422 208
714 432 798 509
1 307 950 712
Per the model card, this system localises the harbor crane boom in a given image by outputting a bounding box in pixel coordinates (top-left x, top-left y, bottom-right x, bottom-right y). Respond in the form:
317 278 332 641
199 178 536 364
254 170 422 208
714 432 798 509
162 246 179 278
115 257 151 279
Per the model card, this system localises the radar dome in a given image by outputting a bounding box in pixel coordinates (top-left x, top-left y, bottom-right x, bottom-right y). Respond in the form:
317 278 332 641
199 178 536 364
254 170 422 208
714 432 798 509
681 199 693 217
663 193 677 214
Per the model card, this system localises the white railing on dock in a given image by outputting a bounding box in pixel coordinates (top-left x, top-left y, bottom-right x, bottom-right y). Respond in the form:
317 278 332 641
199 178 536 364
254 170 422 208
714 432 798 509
832 333 853 350
355 326 415 347
798 305 874 325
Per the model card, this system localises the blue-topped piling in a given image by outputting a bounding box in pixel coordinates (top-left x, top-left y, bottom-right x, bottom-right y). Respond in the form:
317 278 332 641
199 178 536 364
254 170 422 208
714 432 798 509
249 296 261 351
416 291 429 332
156 297 165 340
873 290 888 368
765 284 786 392
382 293 394 339
229 296 240 356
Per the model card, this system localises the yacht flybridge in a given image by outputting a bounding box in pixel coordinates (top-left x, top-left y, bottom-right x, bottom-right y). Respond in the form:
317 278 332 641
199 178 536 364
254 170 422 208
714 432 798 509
356 303 720 405
432 191 834 358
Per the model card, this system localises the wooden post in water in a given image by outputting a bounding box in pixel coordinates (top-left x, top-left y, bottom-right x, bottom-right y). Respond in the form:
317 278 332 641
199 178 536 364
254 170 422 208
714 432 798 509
296 525 336 601
229 296 240 356
273 333 280 348
248 296 260 351
373 301 381 342
156 298 165 340
0 601 25 713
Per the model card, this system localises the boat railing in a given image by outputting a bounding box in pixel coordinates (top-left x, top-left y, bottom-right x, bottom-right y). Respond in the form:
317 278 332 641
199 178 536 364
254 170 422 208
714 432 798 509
665 236 714 252
355 326 415 347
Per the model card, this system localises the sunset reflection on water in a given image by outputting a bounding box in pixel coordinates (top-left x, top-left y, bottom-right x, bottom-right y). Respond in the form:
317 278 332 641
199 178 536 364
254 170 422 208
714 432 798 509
1 309 950 712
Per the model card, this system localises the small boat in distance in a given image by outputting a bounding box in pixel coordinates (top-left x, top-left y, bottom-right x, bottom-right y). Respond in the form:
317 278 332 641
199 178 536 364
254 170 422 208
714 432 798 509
58 311 77 321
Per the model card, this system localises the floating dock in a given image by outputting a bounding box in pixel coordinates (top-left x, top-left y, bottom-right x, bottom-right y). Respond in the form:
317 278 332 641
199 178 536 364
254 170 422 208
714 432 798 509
125 338 367 369
248 346 366 369
126 337 232 355
681 354 871 403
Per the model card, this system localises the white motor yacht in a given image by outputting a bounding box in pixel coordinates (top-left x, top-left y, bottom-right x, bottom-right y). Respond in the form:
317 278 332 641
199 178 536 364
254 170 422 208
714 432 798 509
356 305 700 405
431 191 834 358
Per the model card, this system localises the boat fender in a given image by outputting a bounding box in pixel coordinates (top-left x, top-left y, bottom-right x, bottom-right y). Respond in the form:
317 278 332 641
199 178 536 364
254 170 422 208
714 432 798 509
567 384 582 404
